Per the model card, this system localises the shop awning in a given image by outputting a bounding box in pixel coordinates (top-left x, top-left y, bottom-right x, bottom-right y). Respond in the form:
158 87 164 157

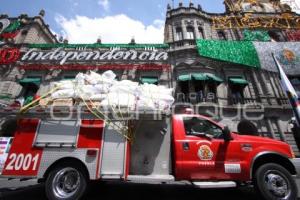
206 73 223 83
192 73 209 81
19 78 41 87
178 74 192 81
229 77 248 85
178 73 223 82
141 77 158 84
63 77 75 80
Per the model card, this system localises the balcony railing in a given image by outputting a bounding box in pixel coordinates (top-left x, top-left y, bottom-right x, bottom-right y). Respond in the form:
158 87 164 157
229 97 258 105
176 93 218 104
175 93 292 108
277 98 290 106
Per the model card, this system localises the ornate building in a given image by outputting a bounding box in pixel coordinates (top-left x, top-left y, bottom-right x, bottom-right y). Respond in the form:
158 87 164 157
0 11 170 137
0 11 57 103
164 0 300 155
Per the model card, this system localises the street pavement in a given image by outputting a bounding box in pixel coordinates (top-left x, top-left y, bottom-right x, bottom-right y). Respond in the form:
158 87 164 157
1 178 300 200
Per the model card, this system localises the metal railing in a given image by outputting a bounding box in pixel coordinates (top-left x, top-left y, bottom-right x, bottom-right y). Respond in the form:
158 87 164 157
176 93 218 103
175 92 291 107
0 93 12 100
229 97 258 105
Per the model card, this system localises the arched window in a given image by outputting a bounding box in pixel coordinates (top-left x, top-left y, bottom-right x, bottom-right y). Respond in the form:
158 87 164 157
198 27 205 39
217 31 227 40
186 26 195 40
175 27 183 41
268 30 286 42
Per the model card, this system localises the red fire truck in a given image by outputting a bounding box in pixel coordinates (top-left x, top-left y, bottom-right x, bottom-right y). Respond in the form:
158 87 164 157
0 107 299 200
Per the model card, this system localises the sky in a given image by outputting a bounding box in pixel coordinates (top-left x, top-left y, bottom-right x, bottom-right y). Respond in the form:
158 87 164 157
0 0 225 43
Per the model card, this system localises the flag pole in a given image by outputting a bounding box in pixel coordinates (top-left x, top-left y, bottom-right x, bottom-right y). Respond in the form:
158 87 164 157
272 53 300 127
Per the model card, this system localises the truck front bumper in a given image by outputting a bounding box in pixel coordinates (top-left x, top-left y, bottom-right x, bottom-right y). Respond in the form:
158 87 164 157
291 158 300 178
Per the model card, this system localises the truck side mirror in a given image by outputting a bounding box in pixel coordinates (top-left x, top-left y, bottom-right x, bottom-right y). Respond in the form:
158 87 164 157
223 126 232 141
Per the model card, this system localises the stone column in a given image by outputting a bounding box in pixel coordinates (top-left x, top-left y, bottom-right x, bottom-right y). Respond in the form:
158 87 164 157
276 119 287 142
172 25 177 42
194 20 200 39
266 118 276 139
252 71 263 95
252 70 268 104
168 24 173 43
260 71 277 105
181 20 187 40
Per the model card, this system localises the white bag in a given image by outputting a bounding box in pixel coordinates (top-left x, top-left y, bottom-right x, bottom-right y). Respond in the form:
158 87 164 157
84 73 98 85
101 92 136 108
102 70 116 81
54 81 74 90
51 89 75 99
140 93 175 104
85 94 107 101
136 97 156 110
138 84 173 96
94 84 110 94
75 73 85 85
115 80 139 87
75 85 98 98
110 85 137 94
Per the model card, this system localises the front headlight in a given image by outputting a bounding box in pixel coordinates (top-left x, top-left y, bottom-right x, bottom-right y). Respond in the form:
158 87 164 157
290 146 296 158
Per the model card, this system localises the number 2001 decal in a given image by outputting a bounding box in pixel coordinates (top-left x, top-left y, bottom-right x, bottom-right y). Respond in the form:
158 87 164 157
2 152 42 176
6 153 40 171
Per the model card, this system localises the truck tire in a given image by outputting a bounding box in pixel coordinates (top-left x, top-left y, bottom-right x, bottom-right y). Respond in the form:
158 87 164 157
45 161 88 200
253 163 298 200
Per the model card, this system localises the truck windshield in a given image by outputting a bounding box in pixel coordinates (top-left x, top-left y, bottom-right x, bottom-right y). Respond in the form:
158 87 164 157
183 117 223 139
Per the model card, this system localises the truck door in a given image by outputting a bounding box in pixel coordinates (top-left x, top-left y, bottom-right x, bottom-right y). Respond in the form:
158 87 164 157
174 116 242 180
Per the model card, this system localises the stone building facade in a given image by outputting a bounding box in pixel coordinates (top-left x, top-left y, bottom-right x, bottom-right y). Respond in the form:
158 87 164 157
164 0 300 155
0 11 170 137
0 12 57 103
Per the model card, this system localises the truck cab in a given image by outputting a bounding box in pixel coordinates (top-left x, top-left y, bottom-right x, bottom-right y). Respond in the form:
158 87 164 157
172 114 299 200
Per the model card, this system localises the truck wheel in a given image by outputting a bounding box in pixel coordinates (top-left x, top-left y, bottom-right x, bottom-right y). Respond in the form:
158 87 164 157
254 163 298 200
45 162 88 200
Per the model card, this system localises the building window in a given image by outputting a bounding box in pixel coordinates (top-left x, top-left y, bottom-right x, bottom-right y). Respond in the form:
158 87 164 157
228 77 249 105
175 27 183 41
230 85 244 104
268 30 286 42
206 82 217 102
140 76 159 85
194 79 205 102
186 26 195 40
177 78 190 102
234 30 241 40
198 27 205 39
21 29 28 36
217 31 227 40
177 73 222 103
18 76 41 106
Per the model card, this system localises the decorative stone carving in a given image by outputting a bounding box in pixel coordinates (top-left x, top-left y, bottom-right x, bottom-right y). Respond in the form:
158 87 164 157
196 21 204 26
174 21 181 27
184 20 194 26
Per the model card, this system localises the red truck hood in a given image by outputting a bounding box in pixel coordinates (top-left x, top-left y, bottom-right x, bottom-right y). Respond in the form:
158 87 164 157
232 133 288 146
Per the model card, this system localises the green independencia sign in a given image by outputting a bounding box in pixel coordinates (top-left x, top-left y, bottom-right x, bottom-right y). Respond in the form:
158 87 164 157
196 39 261 68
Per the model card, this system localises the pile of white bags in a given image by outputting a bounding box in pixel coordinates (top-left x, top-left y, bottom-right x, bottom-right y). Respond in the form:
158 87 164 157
50 70 174 111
